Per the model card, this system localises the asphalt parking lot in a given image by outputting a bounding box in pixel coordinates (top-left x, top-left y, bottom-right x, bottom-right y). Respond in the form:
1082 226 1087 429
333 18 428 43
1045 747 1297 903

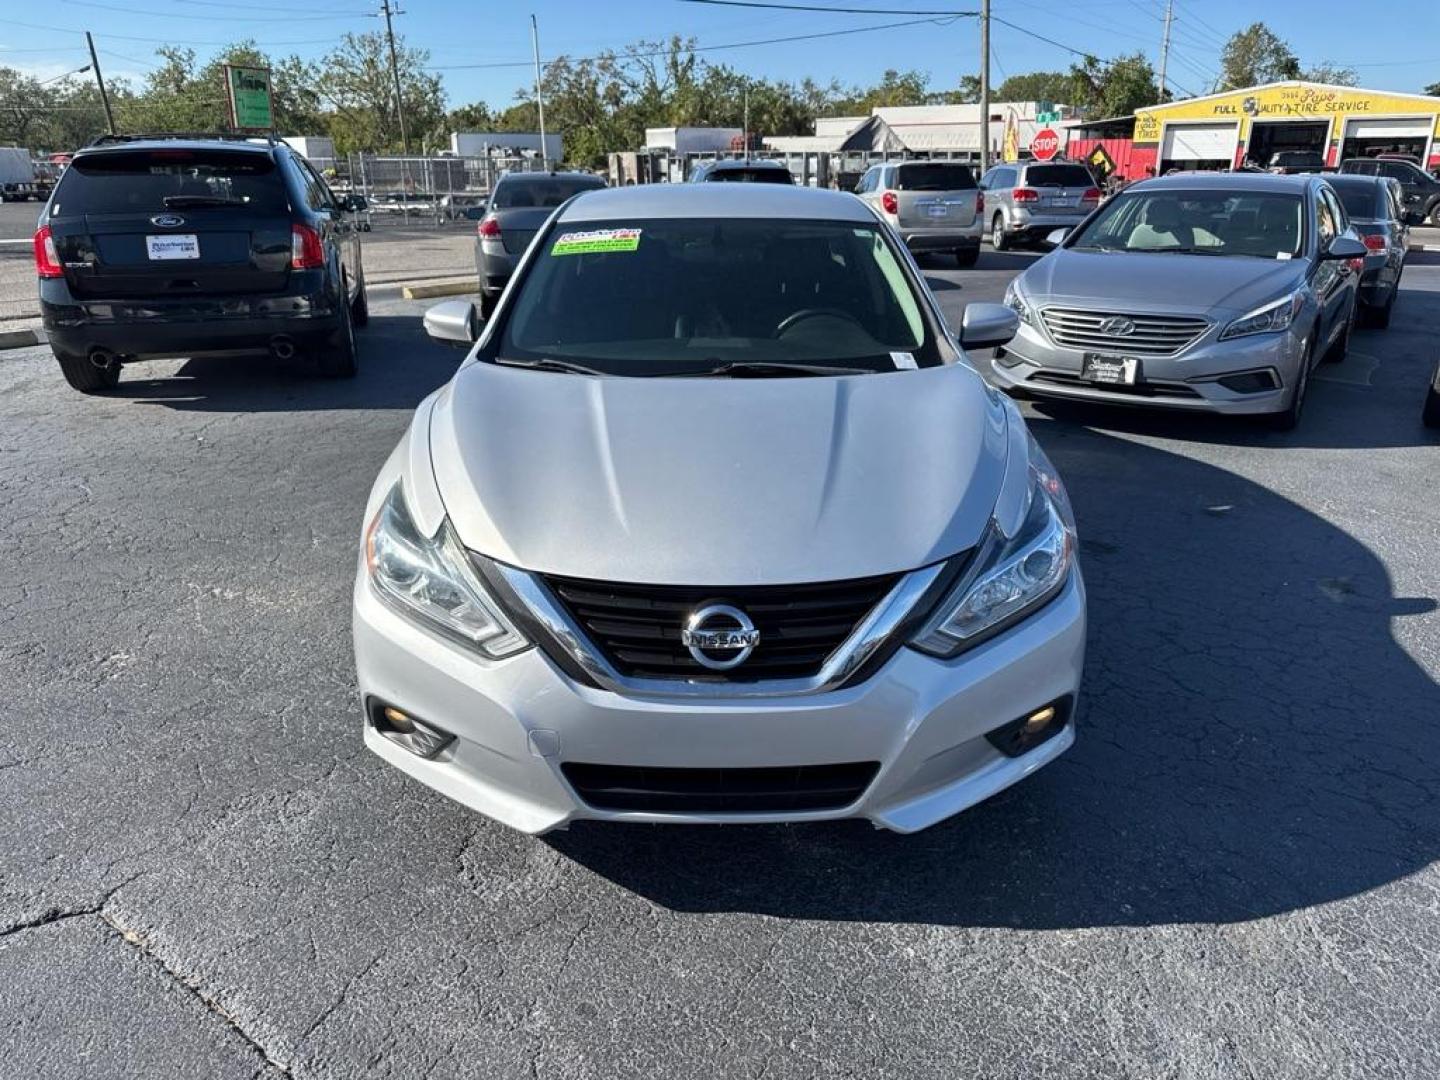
3 245 1439 1079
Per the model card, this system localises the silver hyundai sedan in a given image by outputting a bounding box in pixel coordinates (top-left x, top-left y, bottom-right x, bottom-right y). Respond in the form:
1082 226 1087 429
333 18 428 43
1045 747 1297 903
354 184 1086 835
991 173 1368 430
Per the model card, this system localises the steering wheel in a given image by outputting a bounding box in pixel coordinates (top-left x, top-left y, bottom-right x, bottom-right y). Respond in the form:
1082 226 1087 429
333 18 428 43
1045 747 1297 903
774 307 866 337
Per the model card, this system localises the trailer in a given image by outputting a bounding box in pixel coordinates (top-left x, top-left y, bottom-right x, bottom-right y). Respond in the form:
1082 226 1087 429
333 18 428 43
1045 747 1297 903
0 147 40 201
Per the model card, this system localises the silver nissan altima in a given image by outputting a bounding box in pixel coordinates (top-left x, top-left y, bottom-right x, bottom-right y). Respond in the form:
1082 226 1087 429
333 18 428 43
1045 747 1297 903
353 184 1085 835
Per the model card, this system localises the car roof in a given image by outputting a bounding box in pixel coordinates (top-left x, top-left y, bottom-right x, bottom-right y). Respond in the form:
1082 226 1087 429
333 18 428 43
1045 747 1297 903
497 170 602 185
74 138 275 158
1129 172 1319 194
706 159 789 171
557 183 875 223
1325 173 1387 191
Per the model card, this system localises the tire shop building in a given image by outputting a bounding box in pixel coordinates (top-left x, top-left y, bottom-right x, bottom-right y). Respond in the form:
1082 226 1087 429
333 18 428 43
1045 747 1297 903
1065 81 1440 183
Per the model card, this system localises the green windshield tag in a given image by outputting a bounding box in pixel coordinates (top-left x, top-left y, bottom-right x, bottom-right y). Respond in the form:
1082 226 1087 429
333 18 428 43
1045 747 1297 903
551 228 642 256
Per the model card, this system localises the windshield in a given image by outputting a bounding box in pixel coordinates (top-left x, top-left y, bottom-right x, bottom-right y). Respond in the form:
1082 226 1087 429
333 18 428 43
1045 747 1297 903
493 175 603 209
52 149 289 215
895 163 976 191
498 217 935 376
1067 189 1305 259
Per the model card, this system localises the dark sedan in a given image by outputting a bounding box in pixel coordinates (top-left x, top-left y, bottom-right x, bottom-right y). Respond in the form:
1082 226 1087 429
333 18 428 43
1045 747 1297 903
1325 174 1413 328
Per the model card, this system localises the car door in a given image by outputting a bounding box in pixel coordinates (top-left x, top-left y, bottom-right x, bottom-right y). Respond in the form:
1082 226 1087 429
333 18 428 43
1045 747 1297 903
1311 187 1348 345
854 166 878 210
301 156 360 299
1384 180 1408 285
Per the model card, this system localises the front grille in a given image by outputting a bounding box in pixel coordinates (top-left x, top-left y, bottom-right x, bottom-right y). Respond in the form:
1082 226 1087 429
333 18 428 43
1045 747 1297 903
1040 307 1209 357
561 761 881 813
542 573 900 681
1029 371 1203 398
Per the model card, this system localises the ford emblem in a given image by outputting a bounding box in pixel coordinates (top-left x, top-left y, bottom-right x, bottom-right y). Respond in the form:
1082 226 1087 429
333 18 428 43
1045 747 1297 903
150 214 186 228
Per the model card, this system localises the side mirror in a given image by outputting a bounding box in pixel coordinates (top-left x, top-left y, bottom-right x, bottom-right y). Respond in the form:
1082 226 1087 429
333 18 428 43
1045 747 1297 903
960 302 1020 350
423 300 479 347
342 194 368 212
1044 227 1071 248
1323 234 1367 261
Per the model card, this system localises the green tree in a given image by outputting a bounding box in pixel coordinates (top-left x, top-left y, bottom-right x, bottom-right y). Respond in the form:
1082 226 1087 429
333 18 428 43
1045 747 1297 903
314 32 445 153
1300 62 1358 87
1220 23 1300 90
1425 81 1440 97
996 72 1072 105
1069 53 1159 117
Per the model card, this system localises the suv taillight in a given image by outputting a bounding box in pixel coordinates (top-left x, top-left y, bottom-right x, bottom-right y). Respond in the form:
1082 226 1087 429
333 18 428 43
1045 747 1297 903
477 217 501 239
1361 233 1387 252
880 190 898 215
290 223 325 269
976 191 985 214
1081 187 1102 203
34 225 63 278
1012 188 1040 204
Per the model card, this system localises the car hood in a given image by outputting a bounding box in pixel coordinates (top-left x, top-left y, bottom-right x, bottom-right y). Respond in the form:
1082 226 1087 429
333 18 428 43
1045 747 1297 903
1024 249 1308 315
428 361 1009 585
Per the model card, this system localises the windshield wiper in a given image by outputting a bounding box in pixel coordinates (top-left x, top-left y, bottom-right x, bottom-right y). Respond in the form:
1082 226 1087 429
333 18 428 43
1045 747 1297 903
494 356 610 376
162 195 246 207
1157 246 1226 256
660 360 866 378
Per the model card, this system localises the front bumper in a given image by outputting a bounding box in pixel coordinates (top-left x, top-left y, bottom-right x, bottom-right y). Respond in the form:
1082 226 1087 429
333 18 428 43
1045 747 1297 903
353 568 1086 835
40 271 343 360
990 315 1303 415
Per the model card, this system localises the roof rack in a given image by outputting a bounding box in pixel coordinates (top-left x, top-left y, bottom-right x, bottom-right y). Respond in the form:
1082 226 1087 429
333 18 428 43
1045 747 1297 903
86 131 280 148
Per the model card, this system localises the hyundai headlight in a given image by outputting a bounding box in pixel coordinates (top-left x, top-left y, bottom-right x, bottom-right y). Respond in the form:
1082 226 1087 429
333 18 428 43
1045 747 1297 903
1003 279 1034 326
364 485 529 658
1219 292 1303 341
912 435 1075 657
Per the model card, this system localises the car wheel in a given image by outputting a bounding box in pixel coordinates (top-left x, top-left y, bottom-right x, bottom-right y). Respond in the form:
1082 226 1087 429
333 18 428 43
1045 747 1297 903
1428 201 1440 228
479 290 499 319
54 347 121 393
1424 383 1440 428
1268 334 1315 431
317 295 358 378
990 214 1009 252
1322 302 1354 364
1365 290 1394 330
954 247 979 268
350 274 369 328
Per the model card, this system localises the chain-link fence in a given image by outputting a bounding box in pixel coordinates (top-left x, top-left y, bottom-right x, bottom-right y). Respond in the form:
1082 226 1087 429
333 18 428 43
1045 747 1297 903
301 152 557 226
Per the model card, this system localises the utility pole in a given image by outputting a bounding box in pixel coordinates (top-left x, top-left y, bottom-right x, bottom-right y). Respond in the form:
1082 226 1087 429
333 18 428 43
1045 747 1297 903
1157 0 1174 103
531 14 548 170
978 0 990 172
742 84 749 162
85 32 116 136
380 0 410 155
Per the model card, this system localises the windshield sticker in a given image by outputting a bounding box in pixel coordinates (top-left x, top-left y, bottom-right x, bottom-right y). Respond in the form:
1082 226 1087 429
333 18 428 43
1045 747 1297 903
1276 252 1293 260
551 228 642 256
890 351 918 370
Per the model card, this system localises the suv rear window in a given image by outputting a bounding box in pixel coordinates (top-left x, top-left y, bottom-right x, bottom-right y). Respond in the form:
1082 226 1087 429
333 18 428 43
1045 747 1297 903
1024 164 1094 188
894 163 976 191
51 149 290 215
705 166 792 184
493 175 604 209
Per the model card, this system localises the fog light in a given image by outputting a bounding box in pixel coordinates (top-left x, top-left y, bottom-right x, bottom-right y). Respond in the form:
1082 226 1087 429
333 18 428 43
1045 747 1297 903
985 696 1072 758
370 702 454 759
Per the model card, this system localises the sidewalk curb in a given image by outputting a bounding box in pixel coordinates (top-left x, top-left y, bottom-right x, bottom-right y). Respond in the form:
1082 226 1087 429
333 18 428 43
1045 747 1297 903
0 328 42 351
396 280 477 300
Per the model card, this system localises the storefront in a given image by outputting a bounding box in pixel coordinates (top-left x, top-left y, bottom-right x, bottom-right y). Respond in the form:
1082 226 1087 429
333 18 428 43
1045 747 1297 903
1065 81 1440 183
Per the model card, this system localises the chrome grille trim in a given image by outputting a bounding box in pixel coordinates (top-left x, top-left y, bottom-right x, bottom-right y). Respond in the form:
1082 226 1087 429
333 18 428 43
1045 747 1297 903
1039 307 1209 357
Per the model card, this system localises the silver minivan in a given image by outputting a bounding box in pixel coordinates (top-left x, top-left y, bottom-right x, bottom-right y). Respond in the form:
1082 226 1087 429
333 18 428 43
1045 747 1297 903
980 161 1101 250
855 161 983 266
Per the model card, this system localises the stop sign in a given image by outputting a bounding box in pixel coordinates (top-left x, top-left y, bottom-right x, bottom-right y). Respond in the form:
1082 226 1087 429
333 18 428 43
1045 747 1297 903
1031 127 1061 161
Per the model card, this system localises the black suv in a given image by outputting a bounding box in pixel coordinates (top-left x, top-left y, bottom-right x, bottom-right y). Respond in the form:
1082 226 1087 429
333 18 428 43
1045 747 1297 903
1340 157 1440 227
36 133 369 393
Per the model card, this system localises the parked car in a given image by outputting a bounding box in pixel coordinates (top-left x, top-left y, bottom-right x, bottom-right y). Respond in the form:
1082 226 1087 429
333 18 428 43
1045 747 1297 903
1340 157 1440 226
854 160 984 266
1267 150 1326 175
1324 174 1412 328
991 173 1367 430
473 170 606 316
359 183 1084 835
978 161 1102 251
690 158 794 184
37 133 369 392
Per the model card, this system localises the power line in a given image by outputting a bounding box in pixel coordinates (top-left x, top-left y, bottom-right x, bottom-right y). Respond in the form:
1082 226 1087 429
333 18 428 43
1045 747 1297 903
427 16 963 71
679 0 974 13
0 16 341 45
56 0 369 20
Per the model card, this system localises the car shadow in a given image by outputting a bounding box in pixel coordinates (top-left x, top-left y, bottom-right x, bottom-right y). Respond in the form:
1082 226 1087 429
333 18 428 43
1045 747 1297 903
545 417 1440 929
101 314 461 413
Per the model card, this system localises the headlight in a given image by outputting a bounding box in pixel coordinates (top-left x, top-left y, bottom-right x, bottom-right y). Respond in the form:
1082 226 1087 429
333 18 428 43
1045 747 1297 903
911 434 1075 657
364 485 529 658
1003 279 1034 326
1219 291 1304 341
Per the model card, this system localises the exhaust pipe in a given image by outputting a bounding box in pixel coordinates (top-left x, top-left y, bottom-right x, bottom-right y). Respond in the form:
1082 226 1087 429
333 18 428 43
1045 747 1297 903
89 348 118 370
269 336 296 361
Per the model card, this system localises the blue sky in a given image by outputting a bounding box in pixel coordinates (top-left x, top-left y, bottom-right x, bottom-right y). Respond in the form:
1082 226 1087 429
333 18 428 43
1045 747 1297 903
3 0 1438 110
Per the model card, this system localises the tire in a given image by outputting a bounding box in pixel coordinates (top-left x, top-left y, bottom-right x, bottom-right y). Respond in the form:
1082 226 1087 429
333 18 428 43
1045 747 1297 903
1428 201 1440 228
1424 383 1440 428
479 290 499 319
954 247 979 268
350 274 369 328
1322 301 1354 364
54 348 120 393
990 214 1009 252
317 296 358 378
1364 291 1393 330
1268 333 1315 431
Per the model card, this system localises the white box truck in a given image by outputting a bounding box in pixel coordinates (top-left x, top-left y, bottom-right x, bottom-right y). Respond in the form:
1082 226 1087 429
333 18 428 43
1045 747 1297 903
0 147 40 201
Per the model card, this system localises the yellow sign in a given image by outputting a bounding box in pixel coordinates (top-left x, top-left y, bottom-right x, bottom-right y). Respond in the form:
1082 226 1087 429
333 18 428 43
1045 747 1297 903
1135 81 1440 145
1001 113 1019 163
